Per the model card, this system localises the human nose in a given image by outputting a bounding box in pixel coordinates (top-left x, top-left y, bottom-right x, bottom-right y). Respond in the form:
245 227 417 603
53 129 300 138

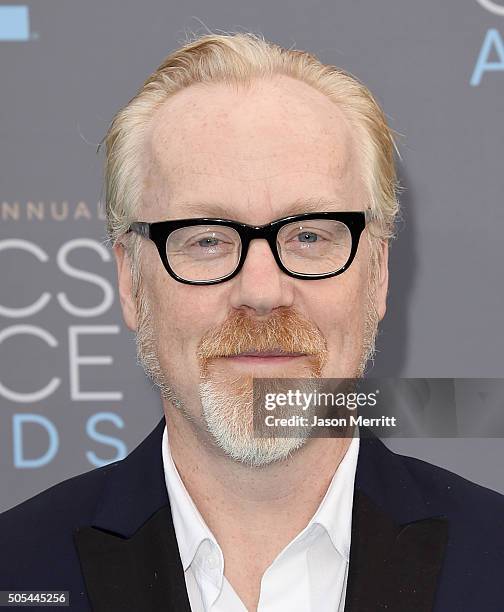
228 238 294 316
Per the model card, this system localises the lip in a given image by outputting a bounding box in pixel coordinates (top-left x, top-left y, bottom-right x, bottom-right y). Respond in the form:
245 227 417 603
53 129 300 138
233 350 305 357
222 352 307 363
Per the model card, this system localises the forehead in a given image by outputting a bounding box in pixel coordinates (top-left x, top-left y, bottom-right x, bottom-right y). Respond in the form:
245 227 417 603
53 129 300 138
140 74 364 221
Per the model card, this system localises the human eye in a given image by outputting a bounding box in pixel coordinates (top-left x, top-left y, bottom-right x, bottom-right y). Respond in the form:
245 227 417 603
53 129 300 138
284 226 330 248
185 230 236 257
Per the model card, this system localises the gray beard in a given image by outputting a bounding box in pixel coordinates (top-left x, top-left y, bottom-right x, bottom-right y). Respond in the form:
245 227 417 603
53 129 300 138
133 267 379 467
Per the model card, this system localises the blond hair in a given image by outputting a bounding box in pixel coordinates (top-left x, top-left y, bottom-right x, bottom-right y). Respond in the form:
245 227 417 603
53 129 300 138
101 31 401 289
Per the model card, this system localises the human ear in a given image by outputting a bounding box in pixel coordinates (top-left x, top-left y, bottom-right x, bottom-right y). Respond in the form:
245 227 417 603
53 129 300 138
375 240 389 321
113 241 137 331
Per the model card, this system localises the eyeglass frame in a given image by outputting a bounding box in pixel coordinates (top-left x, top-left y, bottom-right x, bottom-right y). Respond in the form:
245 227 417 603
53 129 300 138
124 210 376 286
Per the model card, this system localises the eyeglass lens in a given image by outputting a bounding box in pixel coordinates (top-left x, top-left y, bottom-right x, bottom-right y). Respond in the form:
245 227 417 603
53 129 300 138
165 219 352 282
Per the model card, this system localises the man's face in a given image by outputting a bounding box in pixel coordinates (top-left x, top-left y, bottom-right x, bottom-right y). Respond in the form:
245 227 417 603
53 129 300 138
115 75 389 466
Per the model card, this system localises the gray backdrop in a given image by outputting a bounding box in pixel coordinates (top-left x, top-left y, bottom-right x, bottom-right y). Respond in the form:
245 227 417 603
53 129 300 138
1 0 503 513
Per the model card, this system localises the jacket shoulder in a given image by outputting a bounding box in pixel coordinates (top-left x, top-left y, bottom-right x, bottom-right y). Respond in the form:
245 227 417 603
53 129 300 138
396 448 504 566
0 460 123 588
399 450 504 517
1 460 123 526
390 451 504 610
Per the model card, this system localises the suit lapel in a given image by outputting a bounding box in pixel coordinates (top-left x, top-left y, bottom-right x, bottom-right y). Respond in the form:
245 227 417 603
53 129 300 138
74 506 191 612
74 418 449 612
344 431 449 612
344 489 448 612
73 418 191 612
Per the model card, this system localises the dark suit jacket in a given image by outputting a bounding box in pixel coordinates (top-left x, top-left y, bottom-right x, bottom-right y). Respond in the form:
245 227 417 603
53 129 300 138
1 416 503 611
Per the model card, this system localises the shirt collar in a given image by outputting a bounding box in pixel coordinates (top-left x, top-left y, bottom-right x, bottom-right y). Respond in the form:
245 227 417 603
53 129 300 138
308 432 360 561
162 423 359 571
162 425 220 573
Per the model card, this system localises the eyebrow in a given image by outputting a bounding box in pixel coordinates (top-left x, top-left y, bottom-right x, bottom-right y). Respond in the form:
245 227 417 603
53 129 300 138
175 197 344 220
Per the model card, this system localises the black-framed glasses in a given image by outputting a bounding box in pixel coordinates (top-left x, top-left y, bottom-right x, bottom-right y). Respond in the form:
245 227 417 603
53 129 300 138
125 210 375 285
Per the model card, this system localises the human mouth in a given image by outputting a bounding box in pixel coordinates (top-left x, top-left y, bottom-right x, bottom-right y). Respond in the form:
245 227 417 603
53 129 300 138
222 350 307 363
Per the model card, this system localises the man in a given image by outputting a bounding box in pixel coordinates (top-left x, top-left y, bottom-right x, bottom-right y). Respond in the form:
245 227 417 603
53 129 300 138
1 31 503 612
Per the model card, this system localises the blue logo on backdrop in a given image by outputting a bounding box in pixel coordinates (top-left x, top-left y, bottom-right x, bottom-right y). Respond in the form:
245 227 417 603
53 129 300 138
472 0 504 85
0 5 30 41
0 236 129 469
12 412 127 469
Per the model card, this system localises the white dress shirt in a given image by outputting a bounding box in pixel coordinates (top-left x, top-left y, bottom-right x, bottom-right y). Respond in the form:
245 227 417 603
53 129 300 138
162 426 359 612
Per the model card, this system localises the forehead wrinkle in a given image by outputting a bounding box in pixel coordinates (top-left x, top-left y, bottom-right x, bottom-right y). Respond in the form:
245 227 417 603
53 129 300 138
168 196 348 221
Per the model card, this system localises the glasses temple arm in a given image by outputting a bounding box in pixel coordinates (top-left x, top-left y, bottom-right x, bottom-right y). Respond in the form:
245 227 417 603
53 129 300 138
127 222 150 238
364 209 379 225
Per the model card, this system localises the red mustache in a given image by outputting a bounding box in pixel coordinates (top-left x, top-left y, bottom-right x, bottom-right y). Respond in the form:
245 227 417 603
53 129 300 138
197 308 328 373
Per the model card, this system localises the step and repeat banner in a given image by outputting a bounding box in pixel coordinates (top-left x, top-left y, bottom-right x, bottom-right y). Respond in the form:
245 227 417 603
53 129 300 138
1 0 503 512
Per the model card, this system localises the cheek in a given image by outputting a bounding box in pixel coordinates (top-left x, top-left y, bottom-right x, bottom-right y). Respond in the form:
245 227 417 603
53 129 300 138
146 275 217 354
313 267 369 326
306 268 370 366
324 288 367 343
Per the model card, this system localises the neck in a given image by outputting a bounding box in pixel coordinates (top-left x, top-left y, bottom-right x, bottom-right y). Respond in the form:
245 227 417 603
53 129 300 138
163 400 351 554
